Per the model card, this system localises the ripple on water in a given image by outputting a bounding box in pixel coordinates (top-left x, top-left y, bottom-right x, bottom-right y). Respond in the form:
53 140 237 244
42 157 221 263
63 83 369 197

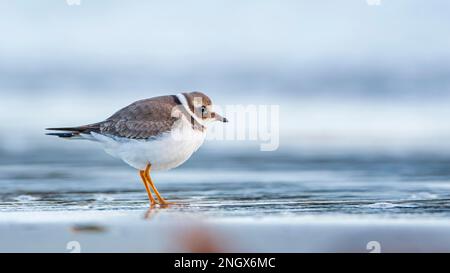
13 195 39 202
93 194 115 202
408 192 439 200
1 154 450 217
362 202 417 209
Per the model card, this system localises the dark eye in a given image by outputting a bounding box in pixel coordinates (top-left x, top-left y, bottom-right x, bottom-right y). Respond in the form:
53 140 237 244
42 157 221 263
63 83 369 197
201 106 207 114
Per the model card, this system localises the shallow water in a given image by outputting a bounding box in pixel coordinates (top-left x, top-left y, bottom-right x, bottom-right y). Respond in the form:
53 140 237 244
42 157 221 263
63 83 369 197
1 146 450 218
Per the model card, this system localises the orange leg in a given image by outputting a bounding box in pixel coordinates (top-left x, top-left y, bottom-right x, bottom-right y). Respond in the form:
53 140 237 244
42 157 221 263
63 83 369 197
144 164 173 205
139 170 156 205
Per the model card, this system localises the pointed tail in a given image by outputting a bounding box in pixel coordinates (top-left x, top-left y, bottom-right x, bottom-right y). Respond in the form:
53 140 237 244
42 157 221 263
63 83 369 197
46 124 100 139
45 132 81 138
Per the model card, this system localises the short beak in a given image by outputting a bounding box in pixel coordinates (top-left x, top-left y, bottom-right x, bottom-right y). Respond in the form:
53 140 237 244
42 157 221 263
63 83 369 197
214 113 228 123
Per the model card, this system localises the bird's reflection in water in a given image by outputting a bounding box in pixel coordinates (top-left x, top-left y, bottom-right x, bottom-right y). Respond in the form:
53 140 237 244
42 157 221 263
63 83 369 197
142 202 186 219
143 205 158 220
143 204 170 219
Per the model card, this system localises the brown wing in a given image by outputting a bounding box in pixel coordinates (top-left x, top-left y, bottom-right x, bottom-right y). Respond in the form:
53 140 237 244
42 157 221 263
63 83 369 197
98 95 181 139
46 95 182 139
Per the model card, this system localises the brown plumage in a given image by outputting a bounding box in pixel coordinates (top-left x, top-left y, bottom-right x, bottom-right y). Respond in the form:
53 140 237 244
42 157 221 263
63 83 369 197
99 95 182 139
47 95 188 139
47 92 217 139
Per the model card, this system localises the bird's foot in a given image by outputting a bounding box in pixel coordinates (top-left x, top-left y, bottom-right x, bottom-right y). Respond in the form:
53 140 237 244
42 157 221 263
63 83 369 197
158 200 176 207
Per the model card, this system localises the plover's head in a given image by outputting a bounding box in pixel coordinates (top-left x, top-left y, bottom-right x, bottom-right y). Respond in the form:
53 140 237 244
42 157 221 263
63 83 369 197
182 91 228 124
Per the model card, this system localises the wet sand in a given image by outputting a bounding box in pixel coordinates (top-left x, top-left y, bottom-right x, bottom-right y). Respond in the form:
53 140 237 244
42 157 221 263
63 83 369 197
1 209 450 253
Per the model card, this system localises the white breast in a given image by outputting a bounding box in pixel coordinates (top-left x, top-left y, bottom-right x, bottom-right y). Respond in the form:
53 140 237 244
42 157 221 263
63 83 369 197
90 117 206 171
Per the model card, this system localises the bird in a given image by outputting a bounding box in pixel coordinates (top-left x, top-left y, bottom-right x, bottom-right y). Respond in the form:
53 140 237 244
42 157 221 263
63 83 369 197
46 92 228 206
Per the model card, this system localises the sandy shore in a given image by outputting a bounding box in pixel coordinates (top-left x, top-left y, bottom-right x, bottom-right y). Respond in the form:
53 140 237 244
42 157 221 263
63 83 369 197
1 209 450 253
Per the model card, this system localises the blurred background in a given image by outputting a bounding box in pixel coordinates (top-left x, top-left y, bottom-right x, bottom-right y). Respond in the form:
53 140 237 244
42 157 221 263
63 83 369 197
1 1 450 216
1 0 450 155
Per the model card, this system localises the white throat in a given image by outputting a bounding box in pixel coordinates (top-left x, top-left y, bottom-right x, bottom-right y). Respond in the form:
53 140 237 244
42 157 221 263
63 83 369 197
176 93 206 128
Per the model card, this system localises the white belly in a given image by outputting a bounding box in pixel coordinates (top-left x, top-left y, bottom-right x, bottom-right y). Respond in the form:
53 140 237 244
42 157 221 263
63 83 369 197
90 119 206 171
